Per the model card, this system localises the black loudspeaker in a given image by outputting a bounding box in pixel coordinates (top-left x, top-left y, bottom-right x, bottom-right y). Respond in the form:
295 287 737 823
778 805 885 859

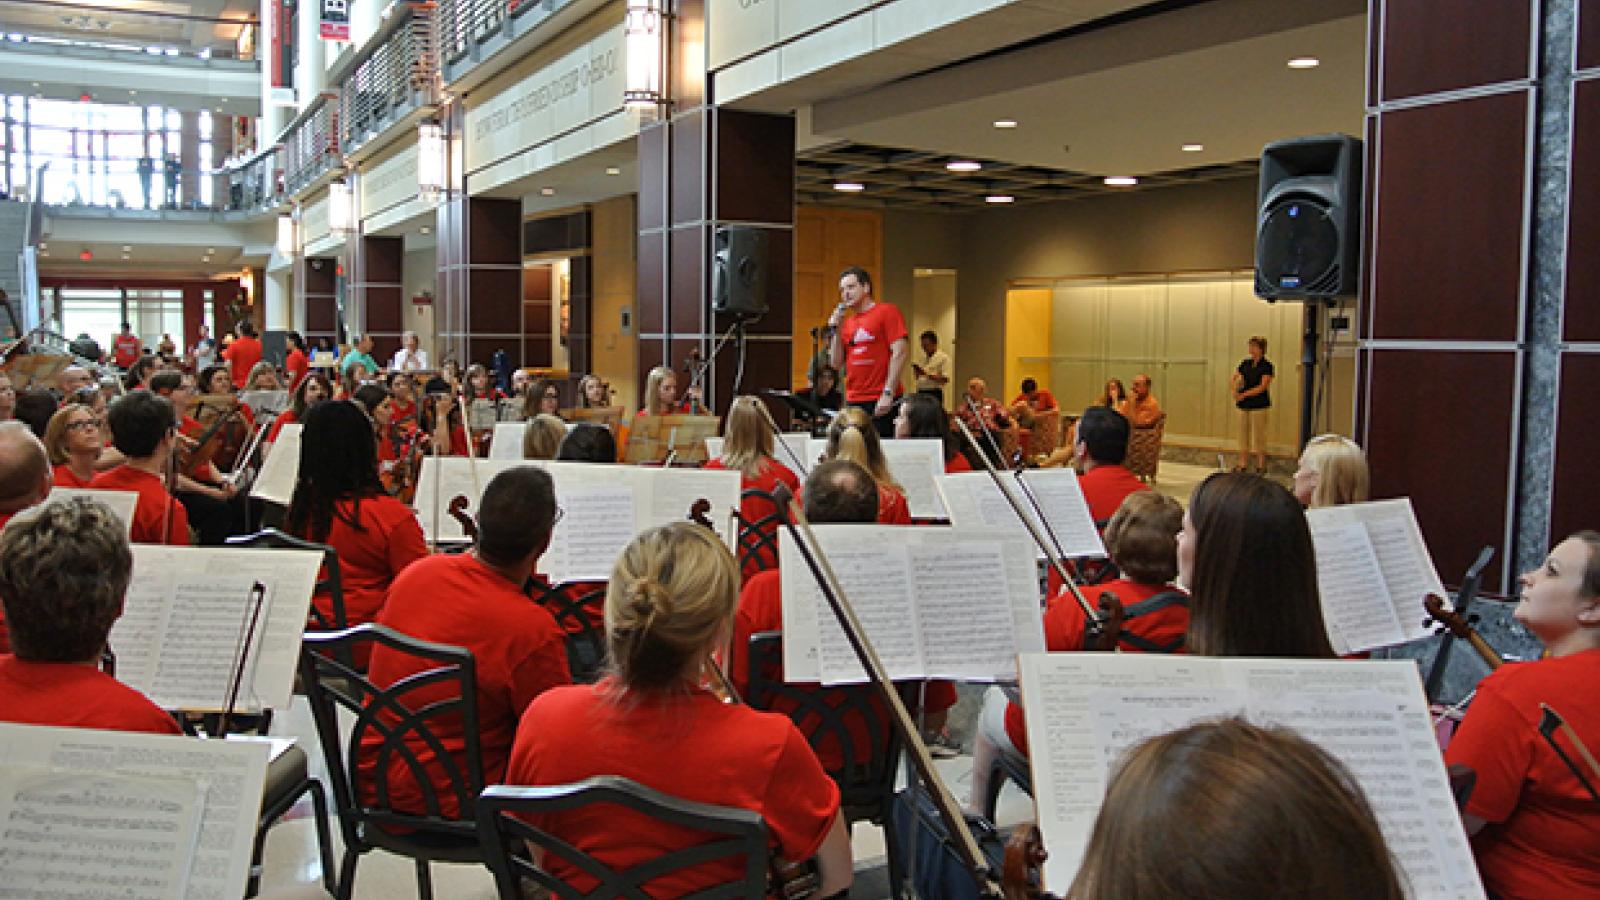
1255 134 1363 301
713 226 769 319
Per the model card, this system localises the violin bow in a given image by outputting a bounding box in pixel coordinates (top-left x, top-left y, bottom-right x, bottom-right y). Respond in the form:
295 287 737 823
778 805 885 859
755 402 1003 897
1539 704 1600 805
219 580 268 737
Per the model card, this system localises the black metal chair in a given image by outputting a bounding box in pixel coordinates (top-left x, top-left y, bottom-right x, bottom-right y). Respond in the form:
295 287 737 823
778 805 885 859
227 528 350 632
980 750 1034 824
533 581 609 684
734 488 783 577
300 625 486 900
476 777 771 900
249 742 338 897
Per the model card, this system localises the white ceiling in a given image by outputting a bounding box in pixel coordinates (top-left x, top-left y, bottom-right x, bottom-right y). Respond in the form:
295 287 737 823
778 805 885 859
0 0 256 53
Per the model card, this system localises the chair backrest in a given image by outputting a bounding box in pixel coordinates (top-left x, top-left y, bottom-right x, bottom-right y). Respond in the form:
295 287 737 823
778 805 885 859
532 581 609 684
227 527 348 631
299 625 484 848
477 777 770 900
743 632 900 816
734 488 782 577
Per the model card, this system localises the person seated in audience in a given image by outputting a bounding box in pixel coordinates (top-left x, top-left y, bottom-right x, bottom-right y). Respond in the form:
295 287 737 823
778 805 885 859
954 377 1012 448
523 377 563 420
1097 378 1129 415
285 400 426 631
1292 434 1370 509
822 406 910 524
1123 373 1163 427
91 391 189 545
13 388 58 438
123 354 159 392
705 395 800 579
523 413 567 460
419 376 470 456
389 330 428 372
0 497 179 734
1444 532 1600 900
1008 377 1057 428
896 392 971 472
366 467 571 819
1180 472 1334 658
556 423 617 463
1067 718 1404 900
44 401 103 487
732 459 956 766
967 490 1188 813
507 521 852 898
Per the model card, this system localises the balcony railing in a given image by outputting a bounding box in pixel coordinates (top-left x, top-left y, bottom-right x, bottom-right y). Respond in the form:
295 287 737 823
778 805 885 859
281 96 341 196
222 145 284 212
336 3 439 156
436 0 593 84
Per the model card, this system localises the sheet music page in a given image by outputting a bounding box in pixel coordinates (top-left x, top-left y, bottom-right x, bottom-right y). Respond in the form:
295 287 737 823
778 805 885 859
546 484 638 582
466 398 499 430
704 437 723 459
0 723 270 900
1310 499 1446 645
145 575 272 711
250 422 300 506
880 439 948 519
239 390 289 415
643 466 742 551
488 422 529 459
938 471 1106 558
1309 519 1406 654
1019 654 1485 900
0 765 202 899
36 488 139 535
907 533 1043 681
411 457 526 542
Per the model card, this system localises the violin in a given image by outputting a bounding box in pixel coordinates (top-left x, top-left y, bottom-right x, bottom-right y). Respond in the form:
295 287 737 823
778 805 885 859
178 406 246 477
1423 593 1503 671
384 426 428 504
192 396 251 471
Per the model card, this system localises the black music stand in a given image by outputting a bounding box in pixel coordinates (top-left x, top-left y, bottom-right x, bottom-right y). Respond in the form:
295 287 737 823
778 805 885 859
761 389 834 435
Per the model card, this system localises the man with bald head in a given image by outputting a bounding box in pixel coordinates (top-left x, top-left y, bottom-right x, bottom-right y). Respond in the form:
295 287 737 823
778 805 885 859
0 421 51 530
954 377 1012 461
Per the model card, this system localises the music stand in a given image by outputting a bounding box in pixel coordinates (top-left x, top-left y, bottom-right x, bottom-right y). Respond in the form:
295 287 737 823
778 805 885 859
761 389 834 435
564 406 624 433
624 414 721 464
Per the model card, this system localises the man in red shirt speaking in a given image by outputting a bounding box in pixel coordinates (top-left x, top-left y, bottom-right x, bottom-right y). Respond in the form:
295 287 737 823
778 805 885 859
827 266 908 437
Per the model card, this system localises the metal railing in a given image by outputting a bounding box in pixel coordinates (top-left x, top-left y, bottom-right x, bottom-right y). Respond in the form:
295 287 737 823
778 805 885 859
337 4 439 156
281 96 341 196
437 0 507 66
222 145 285 212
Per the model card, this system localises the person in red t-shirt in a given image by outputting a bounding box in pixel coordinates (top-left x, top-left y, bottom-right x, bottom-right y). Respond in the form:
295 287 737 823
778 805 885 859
364 466 570 821
110 322 142 369
705 396 801 580
44 403 103 488
420 378 471 457
150 370 245 545
1445 532 1600 900
223 321 263 389
92 391 189 545
0 496 179 734
0 422 54 651
826 266 907 438
1008 376 1058 430
895 392 972 474
507 521 852 898
819 406 911 524
1043 406 1152 596
283 331 310 393
967 490 1188 813
284 400 426 631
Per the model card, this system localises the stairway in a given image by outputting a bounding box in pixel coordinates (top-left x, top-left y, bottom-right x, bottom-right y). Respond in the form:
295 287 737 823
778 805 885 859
0 200 29 306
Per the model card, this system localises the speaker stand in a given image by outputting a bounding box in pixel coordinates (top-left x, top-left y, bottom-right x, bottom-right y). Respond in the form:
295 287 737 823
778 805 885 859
1298 302 1321 451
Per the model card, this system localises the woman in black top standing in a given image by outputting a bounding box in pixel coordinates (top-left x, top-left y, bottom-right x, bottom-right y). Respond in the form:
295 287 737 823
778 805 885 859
1231 335 1274 473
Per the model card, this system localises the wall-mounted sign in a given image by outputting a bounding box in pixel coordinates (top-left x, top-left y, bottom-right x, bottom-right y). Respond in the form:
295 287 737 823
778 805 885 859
319 0 350 41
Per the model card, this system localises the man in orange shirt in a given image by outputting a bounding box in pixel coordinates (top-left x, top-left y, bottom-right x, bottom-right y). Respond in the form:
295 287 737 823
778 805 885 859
1009 377 1058 428
826 266 908 437
1124 373 1164 428
223 320 263 388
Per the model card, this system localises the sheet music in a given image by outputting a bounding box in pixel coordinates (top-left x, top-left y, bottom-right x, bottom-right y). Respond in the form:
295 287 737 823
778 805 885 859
411 457 526 542
880 439 948 519
489 422 529 459
938 470 1106 558
780 525 1045 685
1310 521 1405 655
1019 654 1485 899
644 465 741 551
1308 498 1444 653
18 488 139 536
112 546 321 711
249 422 300 506
547 484 638 582
0 765 201 899
0 723 270 900
239 390 289 415
466 398 500 430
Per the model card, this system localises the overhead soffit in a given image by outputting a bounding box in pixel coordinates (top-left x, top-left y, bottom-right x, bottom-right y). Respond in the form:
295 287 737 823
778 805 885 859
0 0 257 52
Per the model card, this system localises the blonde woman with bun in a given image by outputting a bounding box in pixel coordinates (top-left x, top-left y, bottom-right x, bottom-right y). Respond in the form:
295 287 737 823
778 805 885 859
506 522 852 897
823 406 910 524
1292 434 1370 509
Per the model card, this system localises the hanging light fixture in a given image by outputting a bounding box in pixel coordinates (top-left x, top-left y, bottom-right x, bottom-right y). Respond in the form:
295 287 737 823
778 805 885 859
624 0 665 110
417 119 445 200
276 212 296 255
329 178 354 235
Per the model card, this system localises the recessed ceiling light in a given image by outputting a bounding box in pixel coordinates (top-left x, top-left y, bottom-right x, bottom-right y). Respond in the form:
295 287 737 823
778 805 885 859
420 226 431 235
992 119 1018 129
833 182 865 192
946 160 982 173
604 167 621 176
539 187 555 196
121 245 131 252
206 247 215 253
1181 143 1204 152
1103 176 1138 187
985 195 1015 204
1287 57 1320 69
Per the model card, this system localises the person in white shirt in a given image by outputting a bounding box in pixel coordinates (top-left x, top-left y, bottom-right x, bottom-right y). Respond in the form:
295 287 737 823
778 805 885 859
912 330 951 403
389 331 429 371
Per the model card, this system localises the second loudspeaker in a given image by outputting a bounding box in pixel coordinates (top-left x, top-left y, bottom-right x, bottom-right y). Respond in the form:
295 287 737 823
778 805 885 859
713 226 769 319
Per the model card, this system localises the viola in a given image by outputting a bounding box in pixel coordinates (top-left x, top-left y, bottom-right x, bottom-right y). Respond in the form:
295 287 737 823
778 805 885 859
191 395 251 472
1423 593 1503 671
179 406 246 478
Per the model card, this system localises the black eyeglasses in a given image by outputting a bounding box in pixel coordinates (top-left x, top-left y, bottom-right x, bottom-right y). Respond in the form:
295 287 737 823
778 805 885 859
66 418 103 431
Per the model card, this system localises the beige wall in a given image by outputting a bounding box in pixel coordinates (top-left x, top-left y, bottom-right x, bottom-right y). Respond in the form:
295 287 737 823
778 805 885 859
590 195 638 413
402 247 437 361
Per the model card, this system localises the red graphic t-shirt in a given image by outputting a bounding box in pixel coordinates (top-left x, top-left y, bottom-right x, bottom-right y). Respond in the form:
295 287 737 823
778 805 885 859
841 302 908 403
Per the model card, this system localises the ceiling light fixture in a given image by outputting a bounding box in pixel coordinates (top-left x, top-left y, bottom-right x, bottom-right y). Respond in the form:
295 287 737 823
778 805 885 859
539 187 556 196
623 0 665 110
985 195 1015 204
121 245 131 252
1103 176 1138 187
833 182 865 192
417 120 445 200
946 160 982 173
605 167 621 176
992 119 1018 129
1181 143 1204 152
1287 57 1320 69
